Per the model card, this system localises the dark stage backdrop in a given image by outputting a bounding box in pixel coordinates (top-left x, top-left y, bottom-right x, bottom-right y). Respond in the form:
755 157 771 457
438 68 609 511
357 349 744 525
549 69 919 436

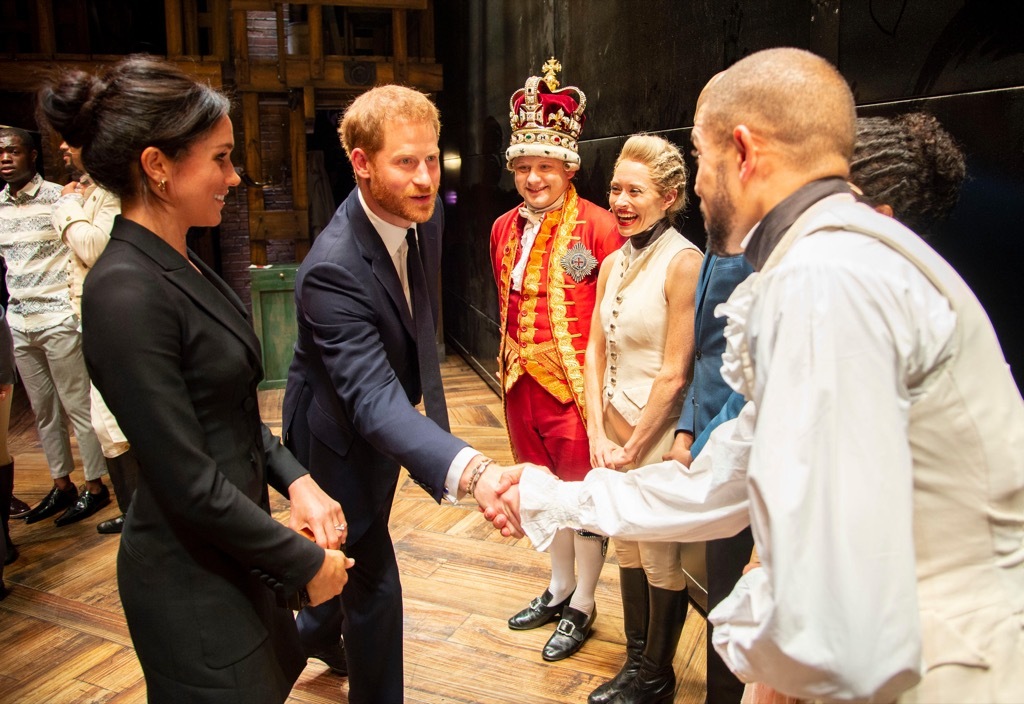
434 0 1024 395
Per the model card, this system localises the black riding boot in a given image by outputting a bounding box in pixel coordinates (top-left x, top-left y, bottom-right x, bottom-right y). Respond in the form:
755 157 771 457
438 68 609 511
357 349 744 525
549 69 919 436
589 567 648 704
611 584 689 704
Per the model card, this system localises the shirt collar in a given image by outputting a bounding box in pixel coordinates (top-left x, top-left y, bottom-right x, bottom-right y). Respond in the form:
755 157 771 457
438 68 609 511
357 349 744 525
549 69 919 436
357 187 412 257
743 176 853 270
0 172 43 203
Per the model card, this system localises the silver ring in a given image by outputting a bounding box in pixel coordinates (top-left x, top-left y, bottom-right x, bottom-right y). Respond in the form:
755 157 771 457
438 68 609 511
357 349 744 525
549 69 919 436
334 523 347 532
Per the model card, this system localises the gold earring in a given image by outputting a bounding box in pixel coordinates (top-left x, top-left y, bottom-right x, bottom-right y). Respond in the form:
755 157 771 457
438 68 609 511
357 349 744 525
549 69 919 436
157 179 167 192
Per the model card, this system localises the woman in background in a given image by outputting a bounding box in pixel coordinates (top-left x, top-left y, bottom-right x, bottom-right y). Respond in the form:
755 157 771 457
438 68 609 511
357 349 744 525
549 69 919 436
37 57 352 703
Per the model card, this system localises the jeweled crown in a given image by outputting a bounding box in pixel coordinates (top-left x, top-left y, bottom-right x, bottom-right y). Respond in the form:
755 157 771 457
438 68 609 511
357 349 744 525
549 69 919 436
506 57 587 170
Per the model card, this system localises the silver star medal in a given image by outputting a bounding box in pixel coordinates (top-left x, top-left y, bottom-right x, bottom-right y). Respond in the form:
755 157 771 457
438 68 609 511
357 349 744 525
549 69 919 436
559 242 598 282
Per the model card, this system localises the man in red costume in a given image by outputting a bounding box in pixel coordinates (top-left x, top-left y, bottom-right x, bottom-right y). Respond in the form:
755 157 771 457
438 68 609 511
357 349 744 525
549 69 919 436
490 58 624 662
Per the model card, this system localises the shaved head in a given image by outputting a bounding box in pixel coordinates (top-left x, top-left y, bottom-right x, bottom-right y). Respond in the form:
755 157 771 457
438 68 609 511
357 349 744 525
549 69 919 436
700 48 856 172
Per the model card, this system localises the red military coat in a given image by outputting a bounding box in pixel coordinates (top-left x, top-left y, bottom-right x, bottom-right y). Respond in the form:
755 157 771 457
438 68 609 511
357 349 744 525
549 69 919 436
490 184 623 427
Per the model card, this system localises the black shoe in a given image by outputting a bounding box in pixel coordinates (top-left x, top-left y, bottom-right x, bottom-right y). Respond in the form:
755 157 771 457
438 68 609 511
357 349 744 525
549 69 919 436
10 495 31 519
97 515 125 534
54 485 111 527
0 581 8 601
305 639 347 677
542 605 596 662
508 589 573 631
23 484 79 524
3 541 17 566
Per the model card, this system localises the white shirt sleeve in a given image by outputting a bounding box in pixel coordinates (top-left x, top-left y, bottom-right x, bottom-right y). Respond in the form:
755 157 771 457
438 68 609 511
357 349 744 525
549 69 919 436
709 236 953 702
519 399 757 551
54 188 119 266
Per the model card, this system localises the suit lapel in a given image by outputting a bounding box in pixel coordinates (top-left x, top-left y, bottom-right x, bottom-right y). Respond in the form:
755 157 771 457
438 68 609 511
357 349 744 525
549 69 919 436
346 193 417 339
111 218 262 365
693 253 716 340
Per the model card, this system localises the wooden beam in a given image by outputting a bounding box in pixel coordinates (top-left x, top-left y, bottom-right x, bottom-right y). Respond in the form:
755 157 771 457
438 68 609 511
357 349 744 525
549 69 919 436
275 2 287 85
308 4 324 79
36 0 56 58
235 57 442 92
303 86 317 133
249 209 309 241
208 0 231 59
232 8 250 86
243 92 266 266
289 93 309 214
289 91 311 261
420 0 436 58
165 0 184 58
0 60 223 92
183 0 200 56
392 9 408 84
231 0 426 9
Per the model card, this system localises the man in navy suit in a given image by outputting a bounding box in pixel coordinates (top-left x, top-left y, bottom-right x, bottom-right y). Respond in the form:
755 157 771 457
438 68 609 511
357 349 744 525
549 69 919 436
282 85 516 704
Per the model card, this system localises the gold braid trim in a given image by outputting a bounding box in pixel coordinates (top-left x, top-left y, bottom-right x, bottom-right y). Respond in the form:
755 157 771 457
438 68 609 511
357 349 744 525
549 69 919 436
496 211 521 393
546 185 587 422
495 217 520 461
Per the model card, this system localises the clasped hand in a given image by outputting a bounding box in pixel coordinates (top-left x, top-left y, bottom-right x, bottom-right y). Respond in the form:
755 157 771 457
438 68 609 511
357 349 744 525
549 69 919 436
472 462 556 540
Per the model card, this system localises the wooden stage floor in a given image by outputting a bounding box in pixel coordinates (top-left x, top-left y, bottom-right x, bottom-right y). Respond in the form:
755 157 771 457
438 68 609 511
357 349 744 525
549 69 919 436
0 354 707 703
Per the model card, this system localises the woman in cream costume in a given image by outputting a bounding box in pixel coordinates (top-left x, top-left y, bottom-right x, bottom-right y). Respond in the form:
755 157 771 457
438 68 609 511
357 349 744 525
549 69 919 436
583 134 702 704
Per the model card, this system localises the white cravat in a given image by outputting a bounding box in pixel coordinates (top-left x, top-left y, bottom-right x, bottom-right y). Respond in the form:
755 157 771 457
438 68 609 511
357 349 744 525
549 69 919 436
510 194 565 292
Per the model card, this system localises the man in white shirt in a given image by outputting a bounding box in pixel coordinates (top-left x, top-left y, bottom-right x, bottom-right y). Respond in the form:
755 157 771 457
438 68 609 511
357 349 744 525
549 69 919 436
489 48 1024 703
51 138 139 535
0 127 109 528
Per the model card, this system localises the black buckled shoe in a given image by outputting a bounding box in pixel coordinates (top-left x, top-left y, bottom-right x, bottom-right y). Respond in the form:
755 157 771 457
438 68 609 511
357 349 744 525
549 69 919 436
54 485 111 527
508 589 573 631
97 515 126 535
23 484 79 524
305 639 348 677
10 495 31 519
542 605 596 661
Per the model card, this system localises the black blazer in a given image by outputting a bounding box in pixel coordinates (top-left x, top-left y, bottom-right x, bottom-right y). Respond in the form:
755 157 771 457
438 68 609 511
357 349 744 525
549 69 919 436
283 189 467 546
82 217 323 701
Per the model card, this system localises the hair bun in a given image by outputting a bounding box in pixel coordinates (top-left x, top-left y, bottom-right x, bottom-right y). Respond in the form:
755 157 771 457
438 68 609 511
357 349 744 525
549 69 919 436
37 69 106 149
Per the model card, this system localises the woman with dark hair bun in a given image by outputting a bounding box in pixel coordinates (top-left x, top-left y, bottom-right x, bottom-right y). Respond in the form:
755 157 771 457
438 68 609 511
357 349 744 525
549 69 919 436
37 56 352 703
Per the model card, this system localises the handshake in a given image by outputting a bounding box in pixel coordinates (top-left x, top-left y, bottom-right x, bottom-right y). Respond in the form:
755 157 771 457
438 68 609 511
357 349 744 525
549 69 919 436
459 457 553 539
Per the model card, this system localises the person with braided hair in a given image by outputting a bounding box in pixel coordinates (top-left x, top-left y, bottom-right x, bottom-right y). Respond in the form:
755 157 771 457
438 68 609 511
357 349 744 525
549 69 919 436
851 112 966 235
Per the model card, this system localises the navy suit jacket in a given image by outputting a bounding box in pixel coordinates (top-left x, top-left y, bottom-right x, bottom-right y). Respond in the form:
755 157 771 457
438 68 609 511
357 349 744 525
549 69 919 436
282 188 467 547
677 252 754 456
